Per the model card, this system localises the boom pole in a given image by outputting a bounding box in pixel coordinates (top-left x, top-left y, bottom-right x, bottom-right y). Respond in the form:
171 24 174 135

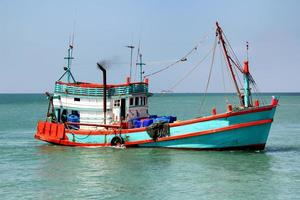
216 22 244 106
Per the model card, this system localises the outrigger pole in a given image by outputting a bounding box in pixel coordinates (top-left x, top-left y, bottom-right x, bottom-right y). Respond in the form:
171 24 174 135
216 22 244 106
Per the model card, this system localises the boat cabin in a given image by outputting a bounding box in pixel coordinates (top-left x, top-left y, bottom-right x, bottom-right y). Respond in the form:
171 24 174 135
52 78 150 130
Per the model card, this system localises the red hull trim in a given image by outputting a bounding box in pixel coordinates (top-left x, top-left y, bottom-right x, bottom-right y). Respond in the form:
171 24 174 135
35 119 272 148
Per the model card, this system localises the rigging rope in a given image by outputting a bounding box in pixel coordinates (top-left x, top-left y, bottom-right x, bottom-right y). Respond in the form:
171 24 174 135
144 47 197 78
167 42 215 91
219 44 229 104
144 32 211 78
198 36 217 113
224 32 266 105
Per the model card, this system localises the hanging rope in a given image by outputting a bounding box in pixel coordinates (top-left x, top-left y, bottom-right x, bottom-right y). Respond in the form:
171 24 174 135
166 42 216 91
144 32 211 78
144 47 196 78
223 32 266 105
218 44 230 104
198 36 217 113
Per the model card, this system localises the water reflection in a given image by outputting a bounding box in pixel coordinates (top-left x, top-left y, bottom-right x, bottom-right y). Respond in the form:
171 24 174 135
34 144 300 200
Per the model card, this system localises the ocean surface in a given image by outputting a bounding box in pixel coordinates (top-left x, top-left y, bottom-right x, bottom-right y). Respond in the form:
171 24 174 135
0 93 300 200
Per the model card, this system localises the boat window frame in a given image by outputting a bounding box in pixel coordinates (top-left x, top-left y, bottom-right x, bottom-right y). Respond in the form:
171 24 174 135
114 99 120 107
135 97 139 106
129 97 134 106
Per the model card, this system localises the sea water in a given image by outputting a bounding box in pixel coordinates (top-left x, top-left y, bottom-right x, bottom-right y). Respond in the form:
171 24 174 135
0 93 300 200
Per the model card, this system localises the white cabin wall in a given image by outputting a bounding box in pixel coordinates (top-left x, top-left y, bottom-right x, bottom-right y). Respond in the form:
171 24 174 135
53 94 113 130
53 95 112 110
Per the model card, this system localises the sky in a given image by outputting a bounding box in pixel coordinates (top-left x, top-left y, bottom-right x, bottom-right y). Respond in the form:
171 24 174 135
1 0 300 93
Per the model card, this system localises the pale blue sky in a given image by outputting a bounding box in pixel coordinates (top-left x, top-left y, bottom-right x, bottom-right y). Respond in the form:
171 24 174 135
1 0 299 93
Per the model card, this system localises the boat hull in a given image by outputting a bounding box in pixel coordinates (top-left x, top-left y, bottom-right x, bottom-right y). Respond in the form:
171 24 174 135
35 104 277 150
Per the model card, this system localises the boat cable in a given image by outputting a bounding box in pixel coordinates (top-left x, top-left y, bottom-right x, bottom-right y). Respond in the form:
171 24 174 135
143 32 211 78
143 47 197 78
224 33 266 105
198 36 217 113
219 41 240 105
64 124 93 140
223 34 266 105
219 44 230 105
222 31 243 72
165 41 216 91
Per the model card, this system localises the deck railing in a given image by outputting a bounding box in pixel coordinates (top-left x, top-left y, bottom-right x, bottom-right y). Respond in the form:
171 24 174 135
54 82 148 96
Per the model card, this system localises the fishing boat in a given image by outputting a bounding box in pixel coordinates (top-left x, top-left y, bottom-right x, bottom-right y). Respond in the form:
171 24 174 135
35 23 278 150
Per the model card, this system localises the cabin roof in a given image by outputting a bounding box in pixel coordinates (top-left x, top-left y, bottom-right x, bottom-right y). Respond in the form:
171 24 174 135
56 81 148 88
54 81 149 97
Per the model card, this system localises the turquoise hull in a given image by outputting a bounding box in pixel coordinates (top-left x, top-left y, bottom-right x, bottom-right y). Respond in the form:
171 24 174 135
139 123 271 149
35 105 276 150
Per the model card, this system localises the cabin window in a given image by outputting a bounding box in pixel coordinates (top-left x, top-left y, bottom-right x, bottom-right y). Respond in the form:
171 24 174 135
61 109 68 123
114 100 120 107
144 97 147 105
130 98 134 106
135 97 139 106
74 97 80 102
140 97 144 105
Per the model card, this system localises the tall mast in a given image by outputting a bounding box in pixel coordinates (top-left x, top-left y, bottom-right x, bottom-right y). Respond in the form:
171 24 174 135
64 44 74 83
136 53 146 82
58 43 76 83
125 45 135 81
216 22 244 106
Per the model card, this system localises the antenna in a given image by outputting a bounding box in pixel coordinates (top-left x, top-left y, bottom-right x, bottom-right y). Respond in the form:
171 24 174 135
136 53 146 82
134 40 141 81
125 45 135 81
246 41 249 61
63 35 75 83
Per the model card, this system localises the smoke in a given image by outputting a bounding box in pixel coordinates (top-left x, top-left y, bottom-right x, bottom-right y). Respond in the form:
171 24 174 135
97 55 121 70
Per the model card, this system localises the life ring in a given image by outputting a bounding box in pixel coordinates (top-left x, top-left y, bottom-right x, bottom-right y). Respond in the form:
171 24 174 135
111 136 124 146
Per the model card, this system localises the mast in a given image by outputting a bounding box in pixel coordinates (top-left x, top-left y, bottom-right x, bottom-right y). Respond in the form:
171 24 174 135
243 42 252 107
136 53 146 82
243 60 251 107
216 22 244 106
58 44 76 83
126 45 135 81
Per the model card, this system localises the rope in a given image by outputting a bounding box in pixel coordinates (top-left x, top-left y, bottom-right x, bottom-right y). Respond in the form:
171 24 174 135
218 40 238 101
198 36 217 113
144 47 196 78
219 45 229 104
167 42 215 91
144 32 211 78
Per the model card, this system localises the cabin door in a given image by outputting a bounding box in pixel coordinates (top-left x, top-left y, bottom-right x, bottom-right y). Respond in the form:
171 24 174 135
120 98 126 121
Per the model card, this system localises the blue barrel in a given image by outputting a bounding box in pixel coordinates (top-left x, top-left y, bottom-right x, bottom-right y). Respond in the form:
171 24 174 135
133 120 142 128
168 116 177 123
67 114 80 129
149 115 157 119
67 114 79 122
154 117 169 123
